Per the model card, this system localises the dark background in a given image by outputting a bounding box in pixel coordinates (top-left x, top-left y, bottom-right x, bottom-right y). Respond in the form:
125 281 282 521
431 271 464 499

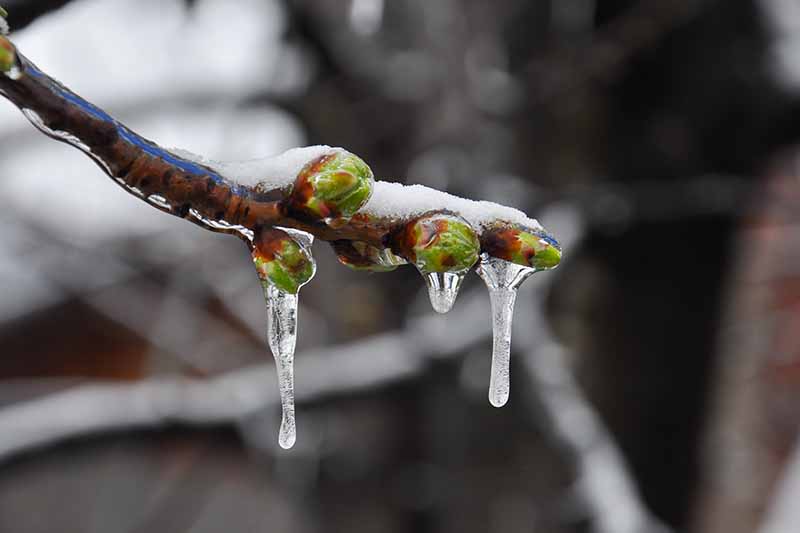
0 0 798 532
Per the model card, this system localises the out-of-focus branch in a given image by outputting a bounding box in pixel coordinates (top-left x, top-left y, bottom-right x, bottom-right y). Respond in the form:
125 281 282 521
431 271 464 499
0 334 424 459
512 290 672 533
758 435 800 533
0 286 494 460
0 277 669 532
521 343 671 533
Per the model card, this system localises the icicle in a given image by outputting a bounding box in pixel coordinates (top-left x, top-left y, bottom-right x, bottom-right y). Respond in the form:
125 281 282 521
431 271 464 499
263 283 299 449
423 270 467 314
476 254 537 407
252 228 316 450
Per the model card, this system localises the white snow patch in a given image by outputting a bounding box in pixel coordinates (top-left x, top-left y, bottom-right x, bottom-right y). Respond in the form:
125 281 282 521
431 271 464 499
363 181 543 232
172 144 543 232
214 146 339 190
173 145 339 191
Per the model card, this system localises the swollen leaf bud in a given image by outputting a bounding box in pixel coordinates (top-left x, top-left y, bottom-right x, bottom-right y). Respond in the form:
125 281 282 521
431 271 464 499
252 227 316 294
289 150 374 222
332 240 407 272
399 213 480 274
481 224 561 270
0 37 15 73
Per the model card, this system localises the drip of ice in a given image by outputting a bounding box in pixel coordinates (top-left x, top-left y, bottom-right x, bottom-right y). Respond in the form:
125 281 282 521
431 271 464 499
476 254 537 407
256 229 315 450
264 283 299 449
422 270 466 314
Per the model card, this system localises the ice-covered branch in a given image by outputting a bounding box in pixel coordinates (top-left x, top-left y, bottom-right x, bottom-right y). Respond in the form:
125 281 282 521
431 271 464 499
0 34 558 261
0 30 564 448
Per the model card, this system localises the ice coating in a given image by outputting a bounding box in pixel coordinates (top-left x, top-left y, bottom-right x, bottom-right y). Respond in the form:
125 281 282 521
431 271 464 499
264 284 299 449
423 270 467 314
363 181 543 232
171 145 339 191
476 254 537 407
254 228 315 449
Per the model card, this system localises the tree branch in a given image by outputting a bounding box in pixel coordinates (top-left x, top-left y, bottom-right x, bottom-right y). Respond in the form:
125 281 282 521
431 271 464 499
0 34 558 273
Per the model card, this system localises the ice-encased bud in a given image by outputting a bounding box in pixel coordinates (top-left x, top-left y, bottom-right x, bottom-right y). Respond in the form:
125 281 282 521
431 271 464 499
397 213 479 313
402 213 480 274
481 223 561 271
0 36 15 73
289 150 374 222
252 227 316 294
331 240 407 272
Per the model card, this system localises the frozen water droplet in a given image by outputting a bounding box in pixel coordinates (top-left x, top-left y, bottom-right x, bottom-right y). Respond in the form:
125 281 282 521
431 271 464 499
324 217 349 229
6 65 22 80
264 283 299 449
277 227 314 248
422 270 466 314
476 254 537 407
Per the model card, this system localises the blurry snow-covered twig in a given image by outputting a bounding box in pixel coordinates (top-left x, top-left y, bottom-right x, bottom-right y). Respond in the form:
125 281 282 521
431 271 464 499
511 286 671 533
757 428 800 533
0 287 493 461
520 342 671 533
0 334 423 460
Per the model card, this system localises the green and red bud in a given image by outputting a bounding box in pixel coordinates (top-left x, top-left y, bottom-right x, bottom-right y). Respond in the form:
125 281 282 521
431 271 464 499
252 227 316 294
397 212 480 274
288 150 374 222
332 240 407 272
0 36 15 74
481 223 561 270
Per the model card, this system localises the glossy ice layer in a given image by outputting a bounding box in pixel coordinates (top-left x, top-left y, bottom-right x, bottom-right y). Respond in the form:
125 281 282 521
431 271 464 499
264 284 299 449
476 254 537 407
422 270 467 314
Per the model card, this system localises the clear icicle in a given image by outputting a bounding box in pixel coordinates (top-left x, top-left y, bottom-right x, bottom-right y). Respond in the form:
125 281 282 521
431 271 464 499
476 254 537 407
423 270 466 314
264 283 300 449
255 229 316 450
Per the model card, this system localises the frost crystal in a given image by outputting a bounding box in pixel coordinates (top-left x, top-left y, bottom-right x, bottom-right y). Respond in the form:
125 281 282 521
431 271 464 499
476 254 537 407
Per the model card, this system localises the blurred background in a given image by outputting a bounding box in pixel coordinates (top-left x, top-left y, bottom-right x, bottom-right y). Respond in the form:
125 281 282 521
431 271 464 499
1 0 799 531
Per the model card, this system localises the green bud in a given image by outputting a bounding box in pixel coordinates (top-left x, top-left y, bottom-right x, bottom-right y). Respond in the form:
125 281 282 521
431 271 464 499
290 150 374 221
332 240 407 272
252 228 316 294
0 7 7 19
401 213 480 274
481 224 561 270
0 37 14 73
